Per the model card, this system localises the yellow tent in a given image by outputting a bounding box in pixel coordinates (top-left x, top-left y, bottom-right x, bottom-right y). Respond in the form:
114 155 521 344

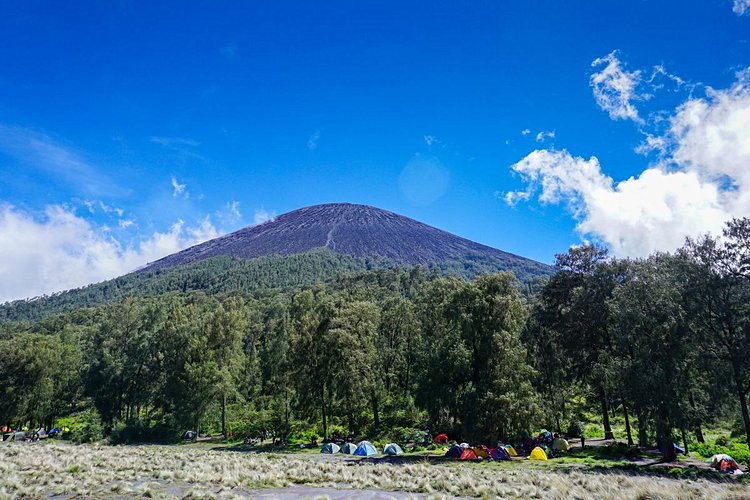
504 445 518 457
472 447 489 459
529 446 548 461
552 437 571 451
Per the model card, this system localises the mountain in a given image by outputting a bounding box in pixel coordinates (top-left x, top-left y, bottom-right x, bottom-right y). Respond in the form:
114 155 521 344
144 203 547 274
0 203 551 323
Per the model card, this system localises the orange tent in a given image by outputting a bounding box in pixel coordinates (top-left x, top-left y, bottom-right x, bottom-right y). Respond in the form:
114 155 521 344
460 448 479 460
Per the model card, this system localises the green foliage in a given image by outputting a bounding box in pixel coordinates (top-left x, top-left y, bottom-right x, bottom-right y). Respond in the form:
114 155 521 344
66 409 103 443
3 217 750 455
566 420 584 438
692 439 750 464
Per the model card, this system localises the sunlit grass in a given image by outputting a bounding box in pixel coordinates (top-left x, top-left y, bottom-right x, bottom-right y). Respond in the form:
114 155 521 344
0 442 747 498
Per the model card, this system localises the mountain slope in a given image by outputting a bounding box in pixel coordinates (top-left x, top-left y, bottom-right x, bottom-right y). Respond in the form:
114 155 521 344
145 203 546 273
0 203 551 323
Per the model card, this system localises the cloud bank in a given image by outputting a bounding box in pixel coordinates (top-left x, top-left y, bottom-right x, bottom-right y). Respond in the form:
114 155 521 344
0 205 222 303
507 63 750 257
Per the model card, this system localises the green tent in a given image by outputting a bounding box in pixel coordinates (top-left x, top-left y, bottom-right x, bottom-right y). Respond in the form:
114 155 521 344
384 443 404 455
341 442 358 454
321 442 340 454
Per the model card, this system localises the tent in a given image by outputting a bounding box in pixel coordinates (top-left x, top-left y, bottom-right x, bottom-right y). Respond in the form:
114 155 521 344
503 445 518 456
445 445 463 458
459 442 470 449
710 454 739 472
460 448 479 460
552 437 571 452
384 443 404 455
489 447 511 460
529 446 548 461
472 447 489 459
341 442 358 454
354 441 378 456
321 443 340 454
435 433 449 444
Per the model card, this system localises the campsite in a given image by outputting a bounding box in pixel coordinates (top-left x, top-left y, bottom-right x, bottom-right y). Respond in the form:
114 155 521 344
1 436 750 498
3 1 750 498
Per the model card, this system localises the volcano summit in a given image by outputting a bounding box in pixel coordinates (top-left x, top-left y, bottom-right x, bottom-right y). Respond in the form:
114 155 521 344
144 203 548 277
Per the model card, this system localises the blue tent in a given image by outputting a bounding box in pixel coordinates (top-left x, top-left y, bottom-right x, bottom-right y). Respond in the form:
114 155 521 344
354 440 378 456
445 444 463 458
321 442 340 454
490 447 511 460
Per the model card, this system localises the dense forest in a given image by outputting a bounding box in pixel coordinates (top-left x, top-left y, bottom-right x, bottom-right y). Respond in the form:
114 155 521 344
1 218 749 462
0 248 549 323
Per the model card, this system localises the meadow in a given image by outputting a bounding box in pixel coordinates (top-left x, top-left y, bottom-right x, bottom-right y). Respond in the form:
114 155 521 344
1 442 748 499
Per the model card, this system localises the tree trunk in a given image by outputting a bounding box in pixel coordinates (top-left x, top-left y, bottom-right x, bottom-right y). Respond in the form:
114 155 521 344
681 427 689 455
656 406 675 462
623 403 634 446
371 391 380 431
599 385 615 440
321 384 328 441
221 393 227 438
731 360 750 445
695 425 705 444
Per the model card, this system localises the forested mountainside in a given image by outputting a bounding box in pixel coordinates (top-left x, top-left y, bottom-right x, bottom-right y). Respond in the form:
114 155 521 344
0 248 549 323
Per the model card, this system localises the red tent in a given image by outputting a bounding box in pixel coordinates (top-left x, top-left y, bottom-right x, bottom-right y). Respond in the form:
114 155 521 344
435 433 449 444
460 448 478 460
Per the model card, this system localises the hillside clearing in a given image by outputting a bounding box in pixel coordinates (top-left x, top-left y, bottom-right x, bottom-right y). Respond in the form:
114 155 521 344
0 443 748 499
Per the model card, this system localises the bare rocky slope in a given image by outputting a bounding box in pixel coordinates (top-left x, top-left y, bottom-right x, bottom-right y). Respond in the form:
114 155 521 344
145 203 547 274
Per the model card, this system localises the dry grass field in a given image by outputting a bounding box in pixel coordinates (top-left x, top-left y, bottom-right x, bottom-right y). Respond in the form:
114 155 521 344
0 442 748 499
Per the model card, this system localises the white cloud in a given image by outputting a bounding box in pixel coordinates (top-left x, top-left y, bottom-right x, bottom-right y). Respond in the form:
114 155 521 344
507 150 726 256
507 67 750 257
307 131 320 151
634 133 668 156
171 176 188 198
535 130 555 142
227 201 241 221
118 219 134 228
521 129 531 136
253 208 276 225
150 136 200 147
0 125 125 196
0 205 221 303
424 135 438 146
590 51 644 123
733 0 750 15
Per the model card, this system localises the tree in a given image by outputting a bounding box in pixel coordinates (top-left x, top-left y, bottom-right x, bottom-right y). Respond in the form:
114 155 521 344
535 245 619 440
609 255 699 460
289 288 337 440
207 296 249 438
683 219 750 445
328 300 380 434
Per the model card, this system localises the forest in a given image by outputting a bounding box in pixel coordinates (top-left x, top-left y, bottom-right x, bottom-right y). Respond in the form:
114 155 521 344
1 217 749 463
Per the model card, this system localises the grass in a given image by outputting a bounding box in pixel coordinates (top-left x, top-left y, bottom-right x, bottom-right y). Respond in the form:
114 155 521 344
0 441 748 499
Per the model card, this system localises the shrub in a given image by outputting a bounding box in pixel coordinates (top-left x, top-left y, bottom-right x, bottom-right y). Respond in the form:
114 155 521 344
288 429 320 444
566 420 584 438
67 409 103 443
715 435 730 447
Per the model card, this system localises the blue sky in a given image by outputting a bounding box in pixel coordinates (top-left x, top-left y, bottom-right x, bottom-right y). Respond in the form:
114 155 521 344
1 1 749 301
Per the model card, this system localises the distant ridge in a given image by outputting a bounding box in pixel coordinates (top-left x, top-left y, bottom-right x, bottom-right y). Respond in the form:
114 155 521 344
145 202 546 273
